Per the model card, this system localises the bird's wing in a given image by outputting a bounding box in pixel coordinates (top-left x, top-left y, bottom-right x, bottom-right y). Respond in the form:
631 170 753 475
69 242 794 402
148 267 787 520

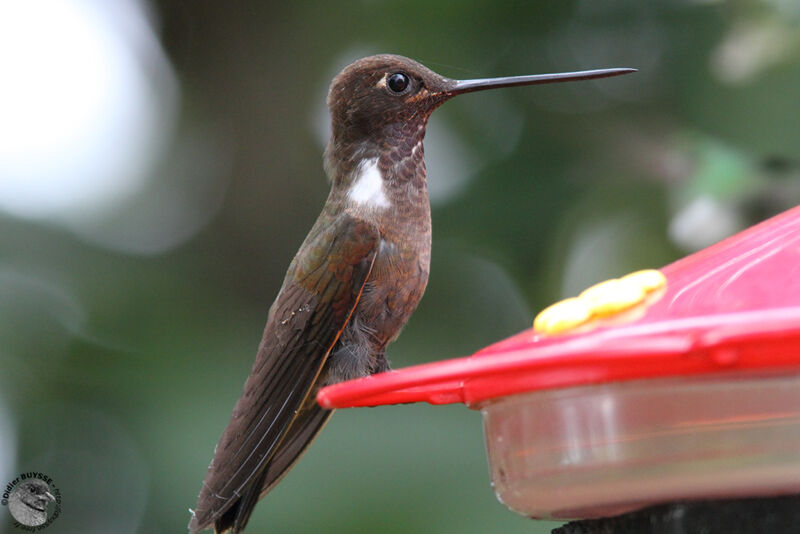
259 402 332 496
190 213 379 533
217 404 333 534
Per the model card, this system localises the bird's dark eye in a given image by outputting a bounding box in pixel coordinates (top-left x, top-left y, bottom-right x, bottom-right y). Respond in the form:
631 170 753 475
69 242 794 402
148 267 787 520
387 72 409 93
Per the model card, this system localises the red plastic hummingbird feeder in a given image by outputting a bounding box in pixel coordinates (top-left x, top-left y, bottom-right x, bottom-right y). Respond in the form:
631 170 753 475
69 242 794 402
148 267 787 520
318 205 800 520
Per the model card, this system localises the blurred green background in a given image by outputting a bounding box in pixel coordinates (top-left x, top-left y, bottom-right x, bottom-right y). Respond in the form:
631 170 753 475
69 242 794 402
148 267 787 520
2 1 800 533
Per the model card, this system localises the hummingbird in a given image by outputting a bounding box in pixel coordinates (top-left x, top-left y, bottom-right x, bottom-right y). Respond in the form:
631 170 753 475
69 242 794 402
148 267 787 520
189 54 635 534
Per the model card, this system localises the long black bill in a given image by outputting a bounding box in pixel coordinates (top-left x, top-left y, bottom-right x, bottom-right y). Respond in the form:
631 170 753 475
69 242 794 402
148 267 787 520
450 67 636 95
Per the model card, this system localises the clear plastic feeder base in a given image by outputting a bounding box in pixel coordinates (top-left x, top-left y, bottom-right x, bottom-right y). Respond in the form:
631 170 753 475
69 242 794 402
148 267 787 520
482 372 800 519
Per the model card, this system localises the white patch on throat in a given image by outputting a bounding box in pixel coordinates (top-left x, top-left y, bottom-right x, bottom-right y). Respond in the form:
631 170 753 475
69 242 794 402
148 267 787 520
348 158 390 209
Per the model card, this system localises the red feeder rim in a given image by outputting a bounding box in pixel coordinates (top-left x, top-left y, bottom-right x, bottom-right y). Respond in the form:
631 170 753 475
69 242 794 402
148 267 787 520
318 205 800 409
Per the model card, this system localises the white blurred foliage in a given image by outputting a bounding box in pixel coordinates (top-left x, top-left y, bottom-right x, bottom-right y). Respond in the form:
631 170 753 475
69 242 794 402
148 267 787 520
0 0 177 218
669 195 743 252
0 0 228 255
711 18 798 84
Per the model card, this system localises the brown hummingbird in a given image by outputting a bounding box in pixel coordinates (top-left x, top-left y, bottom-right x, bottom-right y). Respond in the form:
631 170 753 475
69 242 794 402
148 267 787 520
189 54 635 533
